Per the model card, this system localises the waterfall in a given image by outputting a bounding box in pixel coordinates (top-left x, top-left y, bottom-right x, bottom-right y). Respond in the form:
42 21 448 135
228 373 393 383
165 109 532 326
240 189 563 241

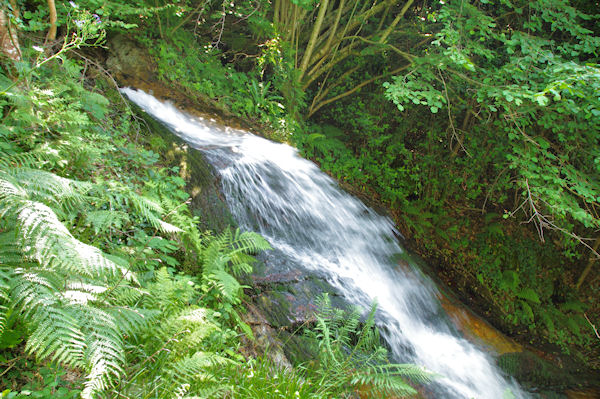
122 88 528 399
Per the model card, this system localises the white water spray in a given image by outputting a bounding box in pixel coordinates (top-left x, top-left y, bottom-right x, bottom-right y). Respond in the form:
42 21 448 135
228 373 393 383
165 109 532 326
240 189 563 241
122 88 528 399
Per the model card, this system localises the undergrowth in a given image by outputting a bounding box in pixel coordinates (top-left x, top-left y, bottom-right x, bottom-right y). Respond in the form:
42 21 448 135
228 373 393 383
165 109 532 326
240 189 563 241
0 13 432 399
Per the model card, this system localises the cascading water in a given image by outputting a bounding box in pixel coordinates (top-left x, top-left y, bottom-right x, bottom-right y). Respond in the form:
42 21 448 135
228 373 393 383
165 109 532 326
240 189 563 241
122 88 529 399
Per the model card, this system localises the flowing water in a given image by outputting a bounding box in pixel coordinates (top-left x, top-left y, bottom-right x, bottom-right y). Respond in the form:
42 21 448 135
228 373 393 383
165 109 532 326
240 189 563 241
123 88 528 399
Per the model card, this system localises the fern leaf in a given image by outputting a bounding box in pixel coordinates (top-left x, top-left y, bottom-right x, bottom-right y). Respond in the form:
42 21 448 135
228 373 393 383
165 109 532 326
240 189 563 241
127 191 182 234
0 269 10 335
106 306 155 336
86 210 131 235
78 306 126 398
208 269 243 303
11 197 132 281
168 351 232 386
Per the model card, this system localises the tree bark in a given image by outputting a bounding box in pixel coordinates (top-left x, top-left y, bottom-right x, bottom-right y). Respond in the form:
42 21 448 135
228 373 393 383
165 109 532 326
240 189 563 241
46 0 57 43
576 236 600 291
299 0 330 80
0 3 21 61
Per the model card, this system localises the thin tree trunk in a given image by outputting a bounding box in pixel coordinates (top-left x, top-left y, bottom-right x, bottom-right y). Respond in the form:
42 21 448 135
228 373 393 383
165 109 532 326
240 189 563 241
46 0 57 43
307 0 394 67
315 0 345 66
299 0 330 80
0 4 21 60
377 0 415 44
576 237 600 291
274 0 281 27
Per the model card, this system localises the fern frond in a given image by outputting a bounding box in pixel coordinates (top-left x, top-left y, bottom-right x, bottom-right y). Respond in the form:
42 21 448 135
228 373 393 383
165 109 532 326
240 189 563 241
212 229 271 269
106 306 155 336
78 306 126 398
168 351 232 386
377 364 436 385
85 210 131 235
0 232 23 264
0 145 65 170
0 168 91 223
351 368 418 397
16 274 87 367
10 196 132 281
127 191 182 234
351 364 434 397
0 269 10 335
8 168 91 207
208 269 243 303
143 268 197 315
171 308 220 353
0 173 28 200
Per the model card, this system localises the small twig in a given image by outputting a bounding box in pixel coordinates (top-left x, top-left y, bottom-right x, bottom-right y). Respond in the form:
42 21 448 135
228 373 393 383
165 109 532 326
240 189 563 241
0 359 17 378
438 67 471 158
70 49 151 139
584 313 600 340
232 1 261 24
482 164 510 213
508 180 600 258
211 1 227 49
163 198 191 219
170 0 210 34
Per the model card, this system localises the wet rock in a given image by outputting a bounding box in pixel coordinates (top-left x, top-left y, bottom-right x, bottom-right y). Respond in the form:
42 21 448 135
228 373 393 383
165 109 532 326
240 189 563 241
565 390 600 399
437 292 522 355
239 302 292 370
131 102 235 232
498 351 598 393
106 34 156 86
242 253 352 364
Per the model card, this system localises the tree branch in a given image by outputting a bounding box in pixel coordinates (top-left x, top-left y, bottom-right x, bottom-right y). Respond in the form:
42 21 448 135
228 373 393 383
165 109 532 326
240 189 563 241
307 64 409 117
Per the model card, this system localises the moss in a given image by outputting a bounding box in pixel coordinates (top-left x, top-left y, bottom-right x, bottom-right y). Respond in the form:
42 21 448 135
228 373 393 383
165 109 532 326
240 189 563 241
132 103 236 232
498 351 582 391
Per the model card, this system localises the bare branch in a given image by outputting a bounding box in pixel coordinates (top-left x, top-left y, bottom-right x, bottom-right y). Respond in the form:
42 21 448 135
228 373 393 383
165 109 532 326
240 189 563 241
584 313 600 341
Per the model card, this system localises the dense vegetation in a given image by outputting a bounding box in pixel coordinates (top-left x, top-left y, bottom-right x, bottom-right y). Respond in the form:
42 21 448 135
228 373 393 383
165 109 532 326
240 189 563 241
0 2 433 397
91 0 599 365
125 0 600 369
0 0 599 396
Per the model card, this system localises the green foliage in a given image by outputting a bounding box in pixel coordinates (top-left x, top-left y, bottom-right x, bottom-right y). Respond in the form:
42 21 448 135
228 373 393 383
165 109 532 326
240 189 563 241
146 19 298 141
221 296 434 399
385 0 600 246
287 0 600 359
0 19 274 397
0 169 145 398
305 294 434 398
0 363 81 399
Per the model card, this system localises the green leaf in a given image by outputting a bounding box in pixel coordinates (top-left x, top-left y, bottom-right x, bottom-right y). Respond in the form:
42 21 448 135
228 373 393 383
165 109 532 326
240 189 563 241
517 288 541 304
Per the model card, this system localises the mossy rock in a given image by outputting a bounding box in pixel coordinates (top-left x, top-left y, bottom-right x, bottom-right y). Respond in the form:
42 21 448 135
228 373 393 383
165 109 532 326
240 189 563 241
131 103 235 232
498 351 589 392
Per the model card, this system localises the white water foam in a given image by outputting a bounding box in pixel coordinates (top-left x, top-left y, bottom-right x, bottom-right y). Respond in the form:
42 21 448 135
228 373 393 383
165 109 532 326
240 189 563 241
122 88 528 399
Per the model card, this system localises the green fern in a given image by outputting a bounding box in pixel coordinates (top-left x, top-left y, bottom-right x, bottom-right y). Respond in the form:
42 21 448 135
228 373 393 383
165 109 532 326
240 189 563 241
308 294 435 398
85 210 131 235
0 168 155 397
201 228 271 304
113 268 238 399
0 269 9 335
97 181 182 234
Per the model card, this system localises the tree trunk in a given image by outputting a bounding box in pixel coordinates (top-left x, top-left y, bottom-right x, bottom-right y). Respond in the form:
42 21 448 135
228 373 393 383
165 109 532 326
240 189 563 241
576 236 600 291
298 0 330 80
0 3 21 61
46 0 57 43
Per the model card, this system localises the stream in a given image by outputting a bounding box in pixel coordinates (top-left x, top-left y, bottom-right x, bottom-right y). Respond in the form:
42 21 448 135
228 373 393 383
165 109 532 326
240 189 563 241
122 88 529 399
